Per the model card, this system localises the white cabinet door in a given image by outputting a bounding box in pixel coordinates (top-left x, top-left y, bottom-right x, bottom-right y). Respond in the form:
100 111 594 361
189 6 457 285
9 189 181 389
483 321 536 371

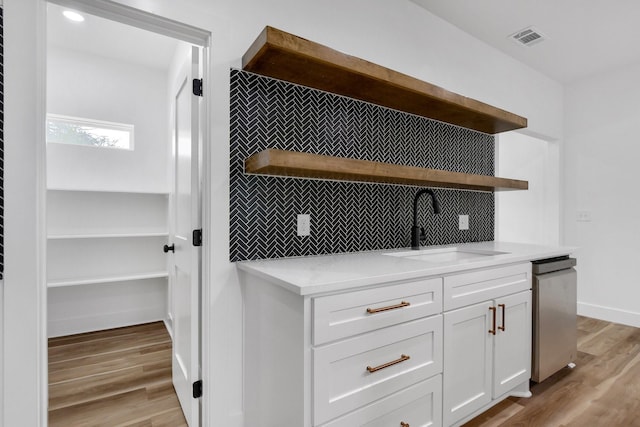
444 290 532 426
443 301 493 426
493 291 532 398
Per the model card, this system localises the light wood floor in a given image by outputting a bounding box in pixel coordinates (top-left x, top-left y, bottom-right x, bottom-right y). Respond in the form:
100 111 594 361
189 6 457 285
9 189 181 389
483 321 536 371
48 322 187 427
49 316 640 426
464 315 640 427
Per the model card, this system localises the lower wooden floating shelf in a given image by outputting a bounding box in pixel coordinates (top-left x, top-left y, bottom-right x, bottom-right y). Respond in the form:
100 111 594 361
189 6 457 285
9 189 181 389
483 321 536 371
245 149 528 192
48 271 169 288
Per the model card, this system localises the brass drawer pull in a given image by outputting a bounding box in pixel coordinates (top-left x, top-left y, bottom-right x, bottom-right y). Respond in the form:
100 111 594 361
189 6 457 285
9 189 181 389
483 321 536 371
498 303 506 331
366 301 410 314
489 306 496 335
366 354 410 373
401 423 410 427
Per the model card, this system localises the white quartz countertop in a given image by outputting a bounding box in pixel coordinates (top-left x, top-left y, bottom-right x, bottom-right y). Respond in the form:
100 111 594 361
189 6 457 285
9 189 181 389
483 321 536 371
236 241 576 296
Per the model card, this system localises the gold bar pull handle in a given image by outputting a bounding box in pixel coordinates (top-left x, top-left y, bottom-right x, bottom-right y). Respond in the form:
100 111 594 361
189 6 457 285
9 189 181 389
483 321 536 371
366 354 410 373
498 303 506 331
366 301 410 314
489 306 496 335
401 422 410 427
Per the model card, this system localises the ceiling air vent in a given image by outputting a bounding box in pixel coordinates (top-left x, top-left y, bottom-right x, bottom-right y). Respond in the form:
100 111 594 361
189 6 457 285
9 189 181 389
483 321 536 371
510 26 546 47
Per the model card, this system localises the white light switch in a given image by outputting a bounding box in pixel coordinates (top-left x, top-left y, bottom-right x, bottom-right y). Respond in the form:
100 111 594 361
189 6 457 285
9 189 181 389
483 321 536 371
459 214 469 230
297 214 310 236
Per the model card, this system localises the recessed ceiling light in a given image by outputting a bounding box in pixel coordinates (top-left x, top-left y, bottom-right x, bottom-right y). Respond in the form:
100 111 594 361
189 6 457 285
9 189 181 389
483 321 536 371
62 10 85 22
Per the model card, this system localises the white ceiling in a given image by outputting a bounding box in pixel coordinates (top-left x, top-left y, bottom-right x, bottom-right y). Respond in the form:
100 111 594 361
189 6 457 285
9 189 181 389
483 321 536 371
47 3 179 70
410 0 640 84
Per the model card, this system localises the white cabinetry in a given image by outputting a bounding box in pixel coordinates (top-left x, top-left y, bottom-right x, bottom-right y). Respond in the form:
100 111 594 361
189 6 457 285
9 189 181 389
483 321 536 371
443 263 532 426
242 274 443 427
241 259 533 427
322 375 442 427
314 315 442 425
47 189 170 337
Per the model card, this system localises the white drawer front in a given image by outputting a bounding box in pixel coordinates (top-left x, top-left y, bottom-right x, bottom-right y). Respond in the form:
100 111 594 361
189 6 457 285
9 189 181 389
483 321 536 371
313 278 442 345
320 375 442 427
313 316 443 425
444 263 531 311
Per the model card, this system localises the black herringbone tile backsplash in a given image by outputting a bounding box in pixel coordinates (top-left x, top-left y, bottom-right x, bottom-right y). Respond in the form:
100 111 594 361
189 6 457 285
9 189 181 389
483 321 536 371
229 69 495 262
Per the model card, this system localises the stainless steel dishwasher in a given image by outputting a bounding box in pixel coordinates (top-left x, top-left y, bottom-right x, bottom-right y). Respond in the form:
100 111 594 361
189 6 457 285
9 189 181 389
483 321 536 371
531 256 577 383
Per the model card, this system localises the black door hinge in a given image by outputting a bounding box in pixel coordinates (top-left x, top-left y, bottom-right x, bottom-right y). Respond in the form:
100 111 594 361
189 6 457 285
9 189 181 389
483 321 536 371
192 380 203 398
192 78 203 97
192 229 202 247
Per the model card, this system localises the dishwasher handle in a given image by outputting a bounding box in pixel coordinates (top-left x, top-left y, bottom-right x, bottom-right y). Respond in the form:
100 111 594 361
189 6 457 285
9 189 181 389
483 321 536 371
532 257 576 274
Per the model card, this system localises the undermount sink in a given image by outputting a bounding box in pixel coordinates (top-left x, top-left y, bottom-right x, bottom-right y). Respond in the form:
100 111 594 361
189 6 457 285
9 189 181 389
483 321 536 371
384 247 508 264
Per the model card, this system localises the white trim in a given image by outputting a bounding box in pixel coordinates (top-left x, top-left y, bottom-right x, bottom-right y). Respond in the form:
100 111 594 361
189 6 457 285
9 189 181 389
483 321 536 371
47 113 133 129
46 0 209 46
38 1 212 426
4 1 48 424
200 38 213 427
36 0 49 426
578 302 640 328
37 0 49 424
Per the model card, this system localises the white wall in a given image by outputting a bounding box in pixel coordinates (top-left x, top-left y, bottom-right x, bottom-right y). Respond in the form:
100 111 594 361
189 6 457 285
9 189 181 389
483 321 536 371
48 280 168 336
4 0 564 426
496 132 560 246
564 61 640 327
3 0 47 425
45 46 172 336
0 279 3 427
173 1 562 425
47 47 170 193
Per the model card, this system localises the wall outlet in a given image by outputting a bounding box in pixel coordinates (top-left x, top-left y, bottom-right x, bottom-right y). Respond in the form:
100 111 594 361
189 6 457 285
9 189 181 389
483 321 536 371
576 210 592 222
459 214 469 230
297 214 310 236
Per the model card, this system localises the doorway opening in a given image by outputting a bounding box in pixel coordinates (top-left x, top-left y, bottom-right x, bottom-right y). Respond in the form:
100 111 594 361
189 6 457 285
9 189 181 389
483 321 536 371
44 1 209 425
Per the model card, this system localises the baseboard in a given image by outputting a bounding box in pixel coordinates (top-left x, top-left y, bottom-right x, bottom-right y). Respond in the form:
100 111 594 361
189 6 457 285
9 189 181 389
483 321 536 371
578 302 640 328
163 316 174 341
48 307 166 337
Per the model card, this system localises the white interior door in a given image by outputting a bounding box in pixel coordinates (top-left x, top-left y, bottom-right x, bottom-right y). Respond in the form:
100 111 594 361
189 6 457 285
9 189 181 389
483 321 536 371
171 45 201 427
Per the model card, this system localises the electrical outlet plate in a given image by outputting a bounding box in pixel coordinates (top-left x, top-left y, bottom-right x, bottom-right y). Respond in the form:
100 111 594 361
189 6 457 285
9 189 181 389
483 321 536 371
297 214 310 236
459 214 469 230
576 210 592 222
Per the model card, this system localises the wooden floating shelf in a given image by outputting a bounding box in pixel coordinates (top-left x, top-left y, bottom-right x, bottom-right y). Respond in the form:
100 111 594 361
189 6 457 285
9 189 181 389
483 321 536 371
245 149 528 192
242 26 527 135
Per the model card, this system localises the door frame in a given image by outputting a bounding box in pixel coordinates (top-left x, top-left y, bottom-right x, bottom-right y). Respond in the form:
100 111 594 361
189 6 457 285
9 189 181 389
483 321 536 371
37 0 213 425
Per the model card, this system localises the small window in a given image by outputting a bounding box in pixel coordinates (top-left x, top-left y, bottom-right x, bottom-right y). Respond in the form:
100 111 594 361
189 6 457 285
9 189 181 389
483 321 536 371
46 114 134 150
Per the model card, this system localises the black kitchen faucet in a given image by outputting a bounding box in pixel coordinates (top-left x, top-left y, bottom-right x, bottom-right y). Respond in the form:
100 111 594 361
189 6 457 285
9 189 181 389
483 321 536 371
411 188 441 250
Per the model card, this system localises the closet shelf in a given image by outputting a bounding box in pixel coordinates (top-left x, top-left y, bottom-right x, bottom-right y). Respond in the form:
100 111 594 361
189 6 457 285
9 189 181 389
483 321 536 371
242 26 527 134
47 271 169 288
245 149 528 192
47 188 170 195
47 232 169 240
